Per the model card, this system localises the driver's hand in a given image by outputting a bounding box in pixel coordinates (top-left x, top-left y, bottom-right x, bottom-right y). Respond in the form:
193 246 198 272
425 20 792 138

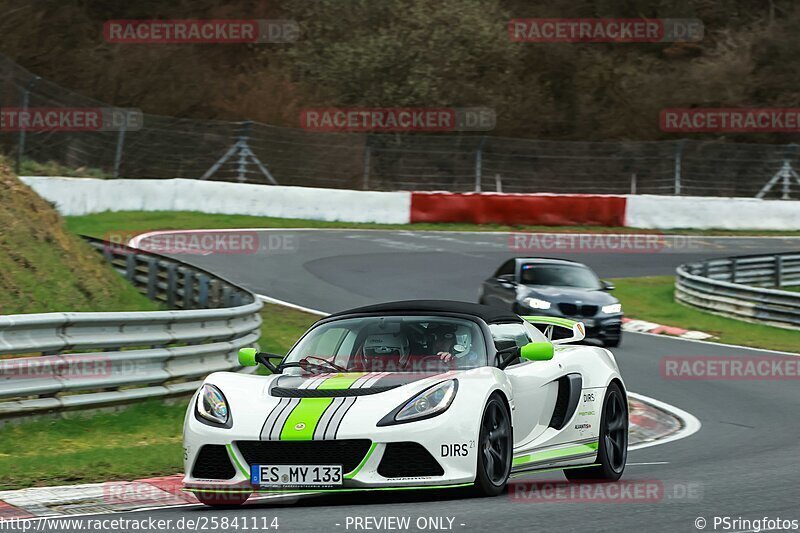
438 351 453 362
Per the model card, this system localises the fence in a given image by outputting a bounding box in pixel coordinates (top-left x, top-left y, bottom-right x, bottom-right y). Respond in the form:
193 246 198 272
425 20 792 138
675 253 800 330
2 55 800 199
0 237 263 418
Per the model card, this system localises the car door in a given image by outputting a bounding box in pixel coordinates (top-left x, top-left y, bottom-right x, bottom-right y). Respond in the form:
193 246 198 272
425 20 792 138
496 323 567 447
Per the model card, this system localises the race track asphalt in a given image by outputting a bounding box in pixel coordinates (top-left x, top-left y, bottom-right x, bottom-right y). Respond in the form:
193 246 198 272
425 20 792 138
91 231 800 532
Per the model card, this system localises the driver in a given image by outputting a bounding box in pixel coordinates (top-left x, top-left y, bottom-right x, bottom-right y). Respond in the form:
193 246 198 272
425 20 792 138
359 332 410 371
433 324 478 367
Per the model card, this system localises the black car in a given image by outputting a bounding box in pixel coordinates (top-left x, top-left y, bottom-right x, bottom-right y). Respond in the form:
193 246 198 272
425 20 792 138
478 257 623 347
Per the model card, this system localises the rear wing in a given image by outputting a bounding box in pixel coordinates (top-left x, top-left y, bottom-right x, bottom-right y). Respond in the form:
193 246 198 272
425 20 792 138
522 316 586 345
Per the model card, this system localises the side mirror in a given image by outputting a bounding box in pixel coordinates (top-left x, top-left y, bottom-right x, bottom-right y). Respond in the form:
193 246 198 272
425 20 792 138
601 280 615 291
238 347 281 373
520 342 554 361
238 347 258 366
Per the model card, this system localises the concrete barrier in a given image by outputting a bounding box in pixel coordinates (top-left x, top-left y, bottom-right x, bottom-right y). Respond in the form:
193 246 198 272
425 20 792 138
19 177 800 230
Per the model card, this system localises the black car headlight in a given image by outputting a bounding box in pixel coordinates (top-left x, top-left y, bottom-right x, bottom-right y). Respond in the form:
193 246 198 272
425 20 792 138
602 303 622 314
378 380 458 426
195 384 231 427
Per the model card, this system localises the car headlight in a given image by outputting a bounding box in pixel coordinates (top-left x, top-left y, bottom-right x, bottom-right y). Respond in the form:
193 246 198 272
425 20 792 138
196 384 230 426
602 303 622 314
524 297 551 310
378 380 458 426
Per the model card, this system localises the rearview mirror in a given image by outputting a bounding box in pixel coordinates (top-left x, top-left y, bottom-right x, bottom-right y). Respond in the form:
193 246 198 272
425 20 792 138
601 280 615 291
520 342 554 361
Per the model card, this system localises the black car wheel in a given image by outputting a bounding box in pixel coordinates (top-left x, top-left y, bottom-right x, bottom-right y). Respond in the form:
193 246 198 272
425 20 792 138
564 382 627 481
602 334 622 348
474 394 513 496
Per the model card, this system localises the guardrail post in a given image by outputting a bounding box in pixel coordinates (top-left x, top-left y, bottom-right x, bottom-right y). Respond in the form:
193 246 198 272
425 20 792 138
146 257 158 300
775 255 783 288
198 274 210 308
166 263 177 308
125 254 137 283
730 258 738 284
183 270 195 309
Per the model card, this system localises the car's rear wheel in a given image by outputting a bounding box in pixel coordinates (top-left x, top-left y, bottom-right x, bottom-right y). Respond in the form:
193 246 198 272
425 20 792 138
564 382 627 482
474 394 512 496
194 491 251 507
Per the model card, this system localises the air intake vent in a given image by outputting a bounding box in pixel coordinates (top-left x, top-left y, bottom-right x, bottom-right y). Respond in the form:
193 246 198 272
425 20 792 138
191 445 236 480
378 442 444 478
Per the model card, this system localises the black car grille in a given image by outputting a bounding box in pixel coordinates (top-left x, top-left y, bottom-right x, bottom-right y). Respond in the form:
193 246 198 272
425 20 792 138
236 440 372 473
192 444 236 480
558 303 598 317
271 386 399 398
377 442 444 478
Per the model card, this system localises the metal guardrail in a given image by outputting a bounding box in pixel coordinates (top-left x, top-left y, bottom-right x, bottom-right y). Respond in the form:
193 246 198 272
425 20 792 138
675 252 800 330
0 237 263 418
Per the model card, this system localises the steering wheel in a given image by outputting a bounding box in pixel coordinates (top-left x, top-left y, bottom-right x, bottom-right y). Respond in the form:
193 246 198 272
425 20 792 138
303 355 348 373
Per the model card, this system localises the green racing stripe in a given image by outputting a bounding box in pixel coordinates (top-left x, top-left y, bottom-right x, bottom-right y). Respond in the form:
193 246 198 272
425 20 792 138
512 442 599 467
279 373 366 441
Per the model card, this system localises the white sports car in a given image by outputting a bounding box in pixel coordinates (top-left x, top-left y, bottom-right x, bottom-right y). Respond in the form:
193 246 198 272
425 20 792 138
183 300 628 506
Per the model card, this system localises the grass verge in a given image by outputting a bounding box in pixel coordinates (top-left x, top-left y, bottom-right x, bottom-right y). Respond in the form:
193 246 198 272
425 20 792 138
613 276 799 353
0 304 318 490
65 210 800 238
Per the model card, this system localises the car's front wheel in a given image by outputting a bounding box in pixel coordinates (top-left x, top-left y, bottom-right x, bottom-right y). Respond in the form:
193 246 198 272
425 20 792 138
602 334 622 348
194 491 251 507
564 382 627 482
474 394 513 496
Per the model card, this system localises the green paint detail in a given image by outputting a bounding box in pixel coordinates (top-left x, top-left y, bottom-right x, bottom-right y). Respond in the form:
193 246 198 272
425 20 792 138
344 442 378 479
279 373 366 440
185 483 473 495
522 316 577 329
520 341 554 361
238 348 258 367
280 398 334 440
512 442 599 467
317 373 366 390
226 444 250 477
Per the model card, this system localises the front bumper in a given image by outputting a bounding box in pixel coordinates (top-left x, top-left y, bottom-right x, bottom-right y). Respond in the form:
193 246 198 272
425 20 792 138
183 388 481 492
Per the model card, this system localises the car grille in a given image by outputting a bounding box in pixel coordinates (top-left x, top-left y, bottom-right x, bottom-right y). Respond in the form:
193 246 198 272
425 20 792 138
558 303 598 317
377 442 444 478
192 444 236 480
236 440 372 473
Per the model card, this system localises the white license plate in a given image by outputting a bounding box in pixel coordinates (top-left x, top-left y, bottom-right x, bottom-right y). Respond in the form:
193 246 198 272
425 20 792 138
251 464 343 488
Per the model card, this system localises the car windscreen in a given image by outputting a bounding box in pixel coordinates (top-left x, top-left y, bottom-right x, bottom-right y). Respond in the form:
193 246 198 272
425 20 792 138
284 315 487 373
520 263 602 289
